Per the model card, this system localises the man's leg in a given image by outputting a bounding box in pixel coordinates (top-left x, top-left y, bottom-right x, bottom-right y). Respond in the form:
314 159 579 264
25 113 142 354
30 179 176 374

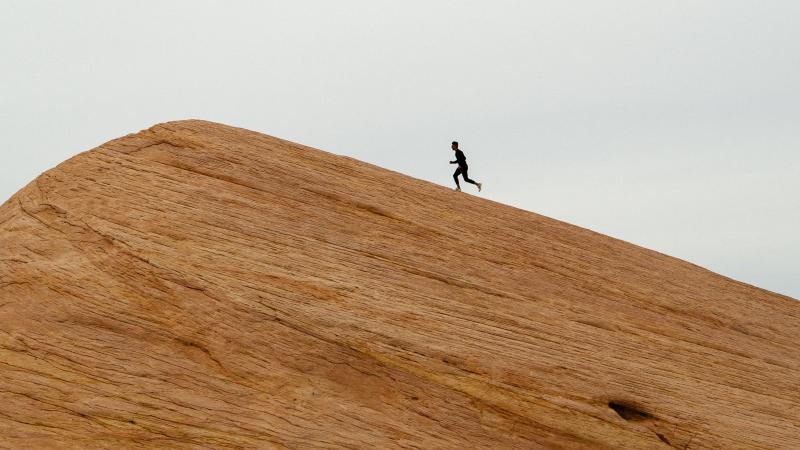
461 167 482 192
453 167 462 190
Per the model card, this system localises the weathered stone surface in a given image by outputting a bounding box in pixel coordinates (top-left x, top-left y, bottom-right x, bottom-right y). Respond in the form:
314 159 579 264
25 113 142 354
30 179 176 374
1 120 798 449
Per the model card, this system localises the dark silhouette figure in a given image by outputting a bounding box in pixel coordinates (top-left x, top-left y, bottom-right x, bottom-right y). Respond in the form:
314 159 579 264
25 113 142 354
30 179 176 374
450 141 482 192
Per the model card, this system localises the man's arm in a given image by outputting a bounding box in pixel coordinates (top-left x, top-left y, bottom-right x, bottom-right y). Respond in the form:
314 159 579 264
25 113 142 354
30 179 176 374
450 160 457 164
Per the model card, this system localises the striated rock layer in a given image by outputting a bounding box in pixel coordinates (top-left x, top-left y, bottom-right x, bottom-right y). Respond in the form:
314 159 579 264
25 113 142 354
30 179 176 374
1 120 798 449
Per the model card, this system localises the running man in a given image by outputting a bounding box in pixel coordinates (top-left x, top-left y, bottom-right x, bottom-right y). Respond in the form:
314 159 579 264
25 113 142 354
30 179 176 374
450 141 482 192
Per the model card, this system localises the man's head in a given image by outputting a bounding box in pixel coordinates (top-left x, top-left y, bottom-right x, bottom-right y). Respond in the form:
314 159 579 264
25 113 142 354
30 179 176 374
451 141 459 150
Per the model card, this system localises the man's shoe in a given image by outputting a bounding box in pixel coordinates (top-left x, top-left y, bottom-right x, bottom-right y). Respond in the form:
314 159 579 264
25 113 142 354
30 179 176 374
454 187 461 192
476 182 482 192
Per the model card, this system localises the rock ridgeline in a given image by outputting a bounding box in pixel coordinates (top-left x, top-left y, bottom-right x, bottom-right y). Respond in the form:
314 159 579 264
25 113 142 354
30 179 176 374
1 120 798 449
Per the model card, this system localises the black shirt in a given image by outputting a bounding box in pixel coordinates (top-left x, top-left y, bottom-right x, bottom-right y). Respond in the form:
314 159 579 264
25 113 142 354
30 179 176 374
454 149 467 167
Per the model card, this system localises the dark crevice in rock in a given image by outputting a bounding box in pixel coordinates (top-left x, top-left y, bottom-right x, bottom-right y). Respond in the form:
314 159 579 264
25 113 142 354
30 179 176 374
608 401 652 422
608 402 682 448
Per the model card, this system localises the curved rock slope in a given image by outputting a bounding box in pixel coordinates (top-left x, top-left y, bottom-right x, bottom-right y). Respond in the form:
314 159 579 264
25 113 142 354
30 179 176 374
1 120 798 449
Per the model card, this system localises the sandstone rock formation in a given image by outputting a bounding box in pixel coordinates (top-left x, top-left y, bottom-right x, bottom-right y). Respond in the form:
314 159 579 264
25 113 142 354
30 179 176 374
1 120 798 449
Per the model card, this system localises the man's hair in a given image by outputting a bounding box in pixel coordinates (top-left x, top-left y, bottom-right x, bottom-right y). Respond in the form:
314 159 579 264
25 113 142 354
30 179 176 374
452 141 458 146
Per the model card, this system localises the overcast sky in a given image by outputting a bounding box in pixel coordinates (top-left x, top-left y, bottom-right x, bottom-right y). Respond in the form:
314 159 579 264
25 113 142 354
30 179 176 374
1 1 798 298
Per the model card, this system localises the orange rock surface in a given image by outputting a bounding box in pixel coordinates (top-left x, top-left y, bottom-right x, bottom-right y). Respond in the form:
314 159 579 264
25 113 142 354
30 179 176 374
1 120 798 449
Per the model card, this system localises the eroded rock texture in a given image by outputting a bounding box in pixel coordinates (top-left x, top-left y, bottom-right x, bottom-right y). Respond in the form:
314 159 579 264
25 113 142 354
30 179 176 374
1 120 798 449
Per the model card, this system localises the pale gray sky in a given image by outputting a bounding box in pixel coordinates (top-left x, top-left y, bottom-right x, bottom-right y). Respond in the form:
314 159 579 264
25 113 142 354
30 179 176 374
1 1 798 298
